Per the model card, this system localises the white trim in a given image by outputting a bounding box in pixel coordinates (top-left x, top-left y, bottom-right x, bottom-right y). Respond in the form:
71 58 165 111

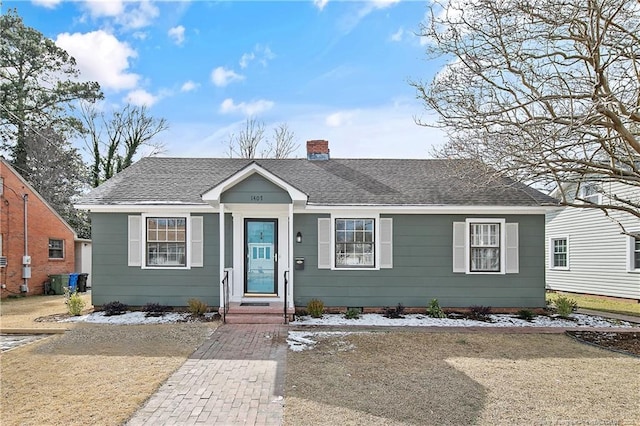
77 203 557 215
219 203 226 310
288 203 294 309
141 213 192 270
201 163 307 206
549 235 570 271
75 204 214 213
331 212 380 271
465 218 507 275
627 234 640 273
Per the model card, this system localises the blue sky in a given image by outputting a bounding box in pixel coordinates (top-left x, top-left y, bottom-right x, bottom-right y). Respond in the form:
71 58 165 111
3 0 446 159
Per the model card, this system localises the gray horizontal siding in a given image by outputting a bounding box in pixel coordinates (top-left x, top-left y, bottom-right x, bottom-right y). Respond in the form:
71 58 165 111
546 195 640 300
91 213 221 307
292 214 545 308
221 173 291 204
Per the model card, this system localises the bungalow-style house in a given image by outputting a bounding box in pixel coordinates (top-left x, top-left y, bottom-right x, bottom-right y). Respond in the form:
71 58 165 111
0 158 77 297
77 140 558 322
546 181 640 301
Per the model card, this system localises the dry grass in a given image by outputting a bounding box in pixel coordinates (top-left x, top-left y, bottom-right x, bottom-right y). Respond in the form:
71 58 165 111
285 331 640 425
1 294 218 426
547 291 640 317
0 293 93 329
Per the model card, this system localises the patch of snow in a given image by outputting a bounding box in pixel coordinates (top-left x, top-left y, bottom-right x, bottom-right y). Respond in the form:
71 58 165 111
63 311 191 325
287 331 352 352
290 313 636 328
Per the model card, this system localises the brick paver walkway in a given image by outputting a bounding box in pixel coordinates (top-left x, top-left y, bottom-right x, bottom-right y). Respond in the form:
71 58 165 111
126 324 288 426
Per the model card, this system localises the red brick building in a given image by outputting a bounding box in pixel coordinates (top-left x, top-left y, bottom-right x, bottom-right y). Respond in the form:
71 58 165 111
1 158 76 297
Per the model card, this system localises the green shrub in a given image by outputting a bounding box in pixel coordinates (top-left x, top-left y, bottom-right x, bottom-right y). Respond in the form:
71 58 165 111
554 296 577 318
516 309 535 321
307 299 324 318
427 299 446 318
344 308 361 320
187 298 208 316
103 301 128 316
67 292 85 316
468 305 492 322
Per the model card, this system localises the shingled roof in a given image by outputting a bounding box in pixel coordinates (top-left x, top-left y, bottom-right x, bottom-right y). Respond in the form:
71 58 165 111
78 157 557 207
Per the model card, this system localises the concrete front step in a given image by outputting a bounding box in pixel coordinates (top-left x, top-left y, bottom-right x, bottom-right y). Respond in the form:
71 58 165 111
224 314 288 324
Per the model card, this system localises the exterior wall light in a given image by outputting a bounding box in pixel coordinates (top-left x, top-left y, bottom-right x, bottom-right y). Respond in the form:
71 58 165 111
296 232 302 243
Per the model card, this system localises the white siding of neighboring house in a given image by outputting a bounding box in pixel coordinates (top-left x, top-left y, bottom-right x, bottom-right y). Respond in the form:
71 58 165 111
545 182 640 300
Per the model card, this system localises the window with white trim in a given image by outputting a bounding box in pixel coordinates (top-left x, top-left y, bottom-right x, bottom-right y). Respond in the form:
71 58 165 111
579 182 601 204
453 218 518 274
49 239 64 259
550 237 568 269
128 215 204 269
317 216 392 270
635 238 640 270
469 223 500 272
335 218 375 268
146 217 186 266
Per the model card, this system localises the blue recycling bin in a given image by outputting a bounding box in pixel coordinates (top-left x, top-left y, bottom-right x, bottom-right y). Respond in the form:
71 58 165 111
68 273 79 293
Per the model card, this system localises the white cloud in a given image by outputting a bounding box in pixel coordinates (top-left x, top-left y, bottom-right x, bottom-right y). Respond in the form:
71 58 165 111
55 30 139 91
325 111 355 127
211 67 244 87
239 44 275 69
82 0 125 18
390 27 404 42
219 98 274 116
314 0 329 11
239 52 255 69
168 25 186 45
180 80 199 92
32 0 63 9
81 0 158 30
132 31 148 40
339 0 401 34
118 0 159 30
124 89 159 107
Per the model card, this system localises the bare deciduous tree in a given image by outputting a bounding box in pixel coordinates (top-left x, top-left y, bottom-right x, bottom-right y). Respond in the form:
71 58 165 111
412 0 640 230
227 119 299 159
81 104 167 187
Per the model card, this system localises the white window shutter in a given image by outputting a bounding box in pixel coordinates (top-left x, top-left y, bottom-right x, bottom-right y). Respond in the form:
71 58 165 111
452 222 466 273
317 218 331 269
627 235 636 272
505 223 519 273
128 216 142 267
379 218 393 268
191 216 204 267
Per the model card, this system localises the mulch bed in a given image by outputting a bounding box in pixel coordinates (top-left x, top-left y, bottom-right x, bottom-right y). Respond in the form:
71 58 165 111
567 331 640 357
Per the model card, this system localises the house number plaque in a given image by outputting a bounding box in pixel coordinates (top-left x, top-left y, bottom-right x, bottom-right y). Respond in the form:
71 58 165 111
250 194 263 202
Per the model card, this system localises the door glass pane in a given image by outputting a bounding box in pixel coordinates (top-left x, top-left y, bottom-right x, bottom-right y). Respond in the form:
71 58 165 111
246 220 276 294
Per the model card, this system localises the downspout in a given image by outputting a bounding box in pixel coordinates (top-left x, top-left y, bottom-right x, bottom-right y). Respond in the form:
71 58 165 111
22 193 29 293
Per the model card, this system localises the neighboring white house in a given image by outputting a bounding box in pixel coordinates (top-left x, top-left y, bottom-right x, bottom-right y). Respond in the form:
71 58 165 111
546 181 640 301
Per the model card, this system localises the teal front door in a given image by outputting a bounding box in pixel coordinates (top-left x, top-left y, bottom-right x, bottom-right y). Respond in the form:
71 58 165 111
245 219 277 295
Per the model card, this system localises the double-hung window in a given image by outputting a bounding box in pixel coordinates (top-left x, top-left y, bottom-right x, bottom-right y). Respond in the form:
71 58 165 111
317 216 393 270
453 218 518 274
579 182 601 204
49 239 64 259
335 218 375 268
635 238 640 270
128 214 204 269
550 237 569 269
146 218 186 266
469 223 500 272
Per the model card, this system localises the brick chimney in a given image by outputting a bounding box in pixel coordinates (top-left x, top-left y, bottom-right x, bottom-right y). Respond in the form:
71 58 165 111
306 140 330 161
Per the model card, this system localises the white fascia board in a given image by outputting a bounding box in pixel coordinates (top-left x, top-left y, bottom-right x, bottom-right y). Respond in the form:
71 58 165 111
296 204 560 215
201 163 307 204
74 204 216 213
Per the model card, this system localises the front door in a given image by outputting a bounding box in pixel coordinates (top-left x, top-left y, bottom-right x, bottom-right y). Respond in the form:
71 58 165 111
244 219 278 295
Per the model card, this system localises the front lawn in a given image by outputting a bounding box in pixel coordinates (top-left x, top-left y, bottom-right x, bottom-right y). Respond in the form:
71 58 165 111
547 291 640 317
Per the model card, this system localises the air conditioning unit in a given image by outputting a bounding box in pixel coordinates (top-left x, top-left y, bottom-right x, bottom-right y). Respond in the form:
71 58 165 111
0 256 7 267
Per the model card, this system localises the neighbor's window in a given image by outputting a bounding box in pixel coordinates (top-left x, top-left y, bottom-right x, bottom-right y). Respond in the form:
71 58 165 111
146 217 186 266
635 237 640 270
335 219 375 267
469 223 500 272
48 239 64 259
551 238 568 268
579 182 600 204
